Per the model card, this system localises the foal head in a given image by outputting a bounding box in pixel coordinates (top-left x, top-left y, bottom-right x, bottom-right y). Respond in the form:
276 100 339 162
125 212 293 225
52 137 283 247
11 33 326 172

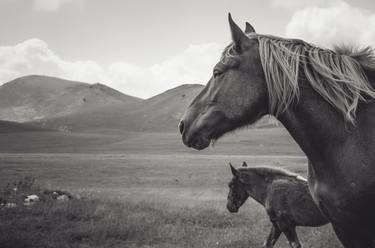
227 163 249 213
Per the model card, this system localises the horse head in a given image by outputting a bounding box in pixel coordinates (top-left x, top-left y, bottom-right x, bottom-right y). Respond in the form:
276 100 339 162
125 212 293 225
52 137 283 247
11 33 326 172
179 14 268 150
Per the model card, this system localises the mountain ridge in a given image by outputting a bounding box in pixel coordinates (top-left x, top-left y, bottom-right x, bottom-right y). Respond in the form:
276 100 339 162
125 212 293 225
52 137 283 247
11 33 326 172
30 82 205 132
0 75 277 133
0 75 141 122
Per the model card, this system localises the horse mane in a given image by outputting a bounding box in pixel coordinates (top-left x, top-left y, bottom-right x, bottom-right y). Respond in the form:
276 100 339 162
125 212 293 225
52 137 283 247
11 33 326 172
223 34 375 123
238 166 306 182
258 34 375 123
333 45 375 71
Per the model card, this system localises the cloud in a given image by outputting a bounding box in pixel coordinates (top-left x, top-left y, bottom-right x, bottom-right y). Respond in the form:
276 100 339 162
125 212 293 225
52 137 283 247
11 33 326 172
33 0 83 12
285 0 375 48
104 43 222 97
270 0 336 10
0 39 222 98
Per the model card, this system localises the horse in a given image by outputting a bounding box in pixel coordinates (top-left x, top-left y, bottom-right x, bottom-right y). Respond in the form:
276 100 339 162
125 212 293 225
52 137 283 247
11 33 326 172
227 162 328 248
179 13 375 247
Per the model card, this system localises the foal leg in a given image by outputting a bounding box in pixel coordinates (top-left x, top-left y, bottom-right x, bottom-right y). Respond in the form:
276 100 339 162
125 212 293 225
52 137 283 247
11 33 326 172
277 223 301 248
263 222 281 248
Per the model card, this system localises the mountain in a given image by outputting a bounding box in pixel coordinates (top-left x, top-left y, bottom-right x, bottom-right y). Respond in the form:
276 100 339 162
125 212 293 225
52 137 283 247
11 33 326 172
0 75 278 133
0 120 50 133
31 83 278 133
0 75 141 122
123 84 205 131
31 84 205 132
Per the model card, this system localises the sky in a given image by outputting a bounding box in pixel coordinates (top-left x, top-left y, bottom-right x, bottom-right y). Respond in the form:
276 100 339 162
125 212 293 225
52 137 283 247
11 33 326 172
0 0 374 98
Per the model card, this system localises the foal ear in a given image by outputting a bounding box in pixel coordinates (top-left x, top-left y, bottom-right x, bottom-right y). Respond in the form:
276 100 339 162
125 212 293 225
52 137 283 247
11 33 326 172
242 161 248 167
228 13 250 52
245 22 255 34
229 163 239 176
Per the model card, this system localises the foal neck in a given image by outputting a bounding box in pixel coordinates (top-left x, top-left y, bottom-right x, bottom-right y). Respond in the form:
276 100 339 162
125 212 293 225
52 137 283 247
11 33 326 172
241 172 271 205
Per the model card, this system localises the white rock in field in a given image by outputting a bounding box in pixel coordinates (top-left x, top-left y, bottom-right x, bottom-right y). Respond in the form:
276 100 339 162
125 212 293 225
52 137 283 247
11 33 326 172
57 194 69 201
24 194 40 204
5 203 17 208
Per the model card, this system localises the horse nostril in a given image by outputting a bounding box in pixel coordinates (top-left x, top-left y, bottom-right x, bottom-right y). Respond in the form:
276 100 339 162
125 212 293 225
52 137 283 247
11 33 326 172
178 120 185 134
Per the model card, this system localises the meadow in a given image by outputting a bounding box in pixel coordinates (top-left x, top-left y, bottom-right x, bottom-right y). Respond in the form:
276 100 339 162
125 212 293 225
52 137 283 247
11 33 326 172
0 128 342 247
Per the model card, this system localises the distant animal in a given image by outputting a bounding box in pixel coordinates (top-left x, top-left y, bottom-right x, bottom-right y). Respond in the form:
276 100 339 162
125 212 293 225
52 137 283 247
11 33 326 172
180 13 375 247
227 162 329 248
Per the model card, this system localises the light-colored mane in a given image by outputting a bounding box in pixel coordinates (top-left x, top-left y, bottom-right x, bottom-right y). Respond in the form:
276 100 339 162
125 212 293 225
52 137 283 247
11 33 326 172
238 166 307 182
224 34 375 123
258 35 375 123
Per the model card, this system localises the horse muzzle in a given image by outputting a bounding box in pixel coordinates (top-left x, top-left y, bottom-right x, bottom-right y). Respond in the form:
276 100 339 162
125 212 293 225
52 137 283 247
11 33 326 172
179 119 211 150
182 131 211 150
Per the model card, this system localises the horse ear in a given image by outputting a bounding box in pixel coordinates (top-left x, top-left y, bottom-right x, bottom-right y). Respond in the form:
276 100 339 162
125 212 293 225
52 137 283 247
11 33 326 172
245 22 255 34
242 161 248 167
228 13 249 52
230 163 239 176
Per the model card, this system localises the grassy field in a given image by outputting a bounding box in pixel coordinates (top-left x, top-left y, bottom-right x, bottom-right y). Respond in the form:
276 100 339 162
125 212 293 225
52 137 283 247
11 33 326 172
0 128 342 247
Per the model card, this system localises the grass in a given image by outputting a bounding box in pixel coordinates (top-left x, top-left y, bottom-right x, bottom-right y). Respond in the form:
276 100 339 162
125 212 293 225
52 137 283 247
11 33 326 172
0 196 341 248
0 129 342 247
0 158 342 248
0 128 302 156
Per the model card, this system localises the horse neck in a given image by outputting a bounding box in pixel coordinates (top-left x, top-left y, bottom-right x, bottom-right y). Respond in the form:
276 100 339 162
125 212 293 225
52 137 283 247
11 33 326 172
242 173 270 205
277 79 353 172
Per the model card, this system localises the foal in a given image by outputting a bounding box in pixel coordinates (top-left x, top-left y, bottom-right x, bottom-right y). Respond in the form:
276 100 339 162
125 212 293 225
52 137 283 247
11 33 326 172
227 162 328 248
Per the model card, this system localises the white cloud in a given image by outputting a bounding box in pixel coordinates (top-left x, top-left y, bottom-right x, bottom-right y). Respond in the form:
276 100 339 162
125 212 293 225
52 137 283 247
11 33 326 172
33 0 83 12
270 0 337 10
285 0 375 48
0 39 222 98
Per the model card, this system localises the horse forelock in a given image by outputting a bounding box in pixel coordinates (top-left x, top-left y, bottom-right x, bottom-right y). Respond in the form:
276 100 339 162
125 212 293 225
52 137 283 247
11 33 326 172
220 43 238 65
221 33 375 124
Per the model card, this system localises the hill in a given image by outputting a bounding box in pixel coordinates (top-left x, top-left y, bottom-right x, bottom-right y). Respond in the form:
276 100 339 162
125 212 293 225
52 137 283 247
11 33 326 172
0 120 50 133
30 82 278 133
0 75 278 133
0 75 141 122
32 84 205 132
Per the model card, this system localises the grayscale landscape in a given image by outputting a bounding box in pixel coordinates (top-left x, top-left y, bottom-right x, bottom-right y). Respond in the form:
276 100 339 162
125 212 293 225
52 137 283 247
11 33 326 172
1 0 374 247
0 75 340 247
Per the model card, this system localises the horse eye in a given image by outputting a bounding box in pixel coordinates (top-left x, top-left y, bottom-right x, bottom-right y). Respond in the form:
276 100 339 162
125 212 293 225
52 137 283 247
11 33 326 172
213 70 222 78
